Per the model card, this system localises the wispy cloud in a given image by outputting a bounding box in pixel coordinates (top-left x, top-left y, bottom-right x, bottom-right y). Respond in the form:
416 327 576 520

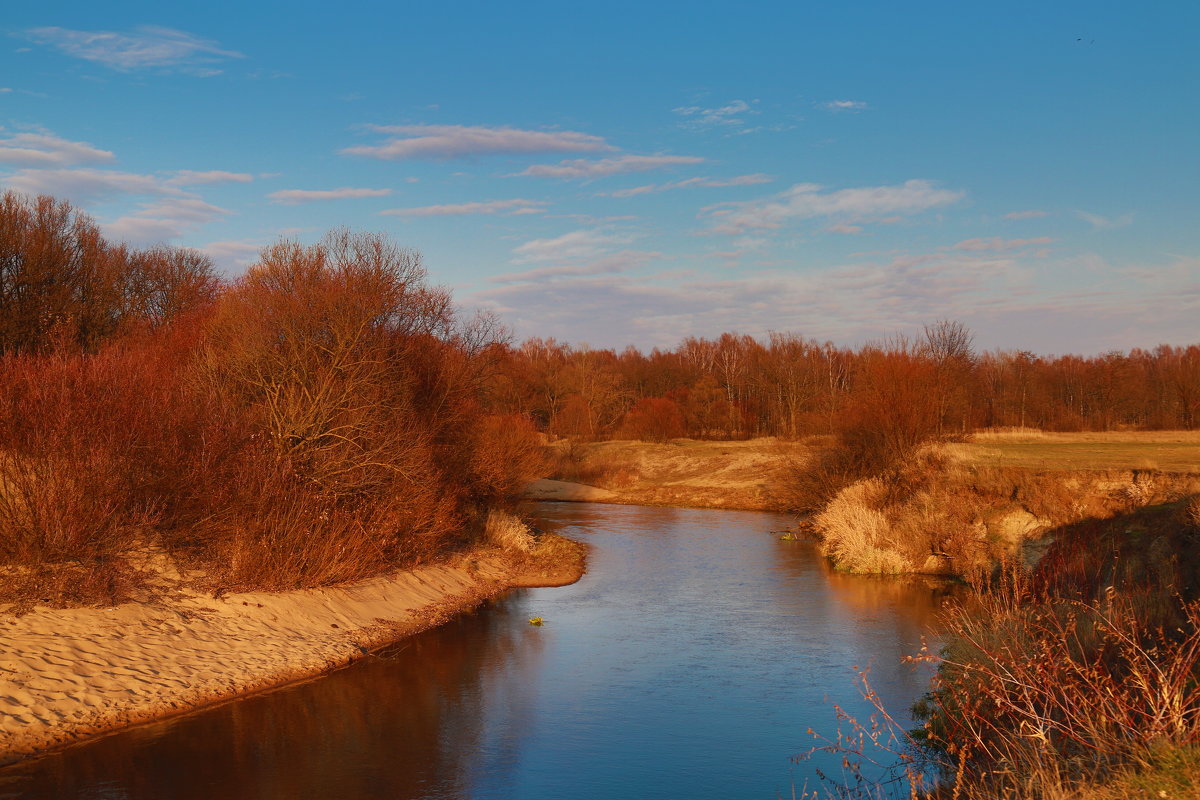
492 250 659 284
3 167 165 203
202 239 263 272
951 236 1054 252
1004 209 1049 220
702 179 964 235
26 25 243 74
0 132 114 168
604 173 773 197
672 99 757 129
267 187 393 204
166 170 253 186
1075 210 1134 230
342 124 613 160
105 196 231 244
380 198 546 217
517 154 705 179
0 136 234 245
512 229 634 263
822 99 868 112
465 249 1101 351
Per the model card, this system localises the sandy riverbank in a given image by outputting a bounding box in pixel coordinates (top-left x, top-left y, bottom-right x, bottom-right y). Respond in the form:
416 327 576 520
0 537 585 766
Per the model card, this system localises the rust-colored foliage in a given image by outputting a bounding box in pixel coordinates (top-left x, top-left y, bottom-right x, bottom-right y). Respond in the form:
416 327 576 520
0 213 542 604
619 396 686 442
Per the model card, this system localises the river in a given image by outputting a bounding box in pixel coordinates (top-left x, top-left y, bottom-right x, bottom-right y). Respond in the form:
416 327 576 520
0 503 952 799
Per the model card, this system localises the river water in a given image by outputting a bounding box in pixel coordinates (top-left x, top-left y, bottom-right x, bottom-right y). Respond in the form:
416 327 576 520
1 504 952 799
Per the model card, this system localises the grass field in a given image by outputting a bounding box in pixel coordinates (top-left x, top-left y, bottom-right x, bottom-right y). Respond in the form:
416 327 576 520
951 430 1200 472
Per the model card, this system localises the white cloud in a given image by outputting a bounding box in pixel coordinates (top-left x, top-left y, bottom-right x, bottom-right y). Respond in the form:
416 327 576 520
702 179 965 235
202 239 263 273
517 154 705 179
167 170 254 186
2 167 165 204
0 88 11 94
605 173 773 197
1075 210 1134 230
267 187 394 204
0 132 114 167
512 229 634 263
951 236 1054 252
1003 209 1049 220
461 250 1044 350
466 246 1200 354
26 25 243 73
823 99 868 111
104 196 231 244
342 125 613 160
672 99 756 129
827 223 863 235
380 198 547 217
491 250 660 283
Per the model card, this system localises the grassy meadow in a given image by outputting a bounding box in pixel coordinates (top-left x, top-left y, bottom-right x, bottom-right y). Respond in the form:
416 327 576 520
952 429 1200 472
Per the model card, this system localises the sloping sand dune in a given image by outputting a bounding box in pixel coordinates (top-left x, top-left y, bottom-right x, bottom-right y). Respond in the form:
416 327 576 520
0 549 562 765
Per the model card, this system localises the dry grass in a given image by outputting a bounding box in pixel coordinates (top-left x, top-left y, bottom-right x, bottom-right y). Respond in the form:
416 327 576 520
501 530 588 588
909 550 1200 799
484 509 535 553
809 501 1200 799
814 479 912 574
543 436 813 510
809 445 1200 577
952 430 1200 472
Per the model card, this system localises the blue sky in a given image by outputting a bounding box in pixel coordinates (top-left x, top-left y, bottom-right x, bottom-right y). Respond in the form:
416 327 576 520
2 1 1197 353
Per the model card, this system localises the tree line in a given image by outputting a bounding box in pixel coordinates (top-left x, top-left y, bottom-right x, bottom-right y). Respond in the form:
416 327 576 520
484 325 1200 442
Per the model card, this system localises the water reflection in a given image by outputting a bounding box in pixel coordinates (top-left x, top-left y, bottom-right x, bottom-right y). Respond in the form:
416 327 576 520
2 504 952 800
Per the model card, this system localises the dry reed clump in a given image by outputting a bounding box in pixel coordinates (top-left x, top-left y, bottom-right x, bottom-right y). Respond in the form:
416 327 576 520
815 479 913 574
969 427 1047 441
484 510 535 553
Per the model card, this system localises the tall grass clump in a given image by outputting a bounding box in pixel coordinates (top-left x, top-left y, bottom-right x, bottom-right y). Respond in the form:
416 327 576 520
813 479 912 574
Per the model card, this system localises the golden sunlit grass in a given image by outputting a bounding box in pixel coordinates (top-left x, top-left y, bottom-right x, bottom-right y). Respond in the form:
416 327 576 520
544 436 813 510
950 429 1200 472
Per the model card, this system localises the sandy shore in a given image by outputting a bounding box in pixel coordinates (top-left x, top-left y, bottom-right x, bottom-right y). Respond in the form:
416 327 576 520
524 477 618 502
0 541 584 766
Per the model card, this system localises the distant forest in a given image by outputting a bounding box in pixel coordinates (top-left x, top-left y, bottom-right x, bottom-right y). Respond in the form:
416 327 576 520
488 328 1200 441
